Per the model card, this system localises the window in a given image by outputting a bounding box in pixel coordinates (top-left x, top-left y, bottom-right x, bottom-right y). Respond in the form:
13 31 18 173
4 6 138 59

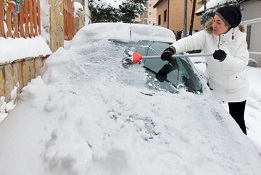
149 12 152 16
158 15 161 25
164 10 167 22
246 25 251 49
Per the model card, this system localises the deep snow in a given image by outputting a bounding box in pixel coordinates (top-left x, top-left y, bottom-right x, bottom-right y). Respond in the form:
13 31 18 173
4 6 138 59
0 22 261 174
0 1 261 174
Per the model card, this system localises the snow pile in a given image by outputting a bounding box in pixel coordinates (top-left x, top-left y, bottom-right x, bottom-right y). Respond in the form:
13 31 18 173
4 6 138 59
74 2 84 17
71 22 176 44
0 36 52 63
0 30 261 174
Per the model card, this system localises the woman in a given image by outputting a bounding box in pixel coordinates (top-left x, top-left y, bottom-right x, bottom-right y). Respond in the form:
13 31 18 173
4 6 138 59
161 5 249 134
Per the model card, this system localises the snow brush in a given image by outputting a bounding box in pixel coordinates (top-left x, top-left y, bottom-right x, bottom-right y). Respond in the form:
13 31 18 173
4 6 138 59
122 51 212 68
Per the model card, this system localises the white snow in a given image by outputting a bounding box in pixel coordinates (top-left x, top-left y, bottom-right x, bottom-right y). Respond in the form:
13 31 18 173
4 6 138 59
74 2 84 17
0 1 261 175
0 36 52 63
0 22 261 174
196 0 237 14
92 0 126 8
71 22 176 43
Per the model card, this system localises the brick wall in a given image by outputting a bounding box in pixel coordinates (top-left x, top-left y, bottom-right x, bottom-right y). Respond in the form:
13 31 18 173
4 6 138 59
155 0 203 36
156 1 168 28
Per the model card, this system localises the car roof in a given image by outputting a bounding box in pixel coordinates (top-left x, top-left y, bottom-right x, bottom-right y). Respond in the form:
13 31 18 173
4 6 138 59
73 22 176 43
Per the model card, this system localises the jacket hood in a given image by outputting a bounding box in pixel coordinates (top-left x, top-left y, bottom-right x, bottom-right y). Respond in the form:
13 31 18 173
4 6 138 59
204 18 246 34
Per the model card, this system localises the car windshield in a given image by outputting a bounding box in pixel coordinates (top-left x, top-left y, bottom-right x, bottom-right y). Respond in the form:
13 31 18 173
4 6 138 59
118 41 203 94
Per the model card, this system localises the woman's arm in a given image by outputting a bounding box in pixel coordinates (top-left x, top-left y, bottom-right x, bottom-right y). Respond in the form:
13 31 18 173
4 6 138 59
171 31 206 53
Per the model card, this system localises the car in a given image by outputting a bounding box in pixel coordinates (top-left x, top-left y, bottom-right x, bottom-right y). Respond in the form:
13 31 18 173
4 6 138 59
0 22 260 175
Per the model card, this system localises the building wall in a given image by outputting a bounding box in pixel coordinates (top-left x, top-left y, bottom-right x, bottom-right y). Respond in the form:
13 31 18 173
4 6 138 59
154 0 202 37
241 1 261 52
135 0 157 25
241 0 261 66
155 1 168 28
147 0 157 25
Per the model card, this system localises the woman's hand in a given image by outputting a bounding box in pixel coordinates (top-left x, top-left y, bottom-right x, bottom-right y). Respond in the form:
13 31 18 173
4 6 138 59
213 49 227 62
161 46 176 61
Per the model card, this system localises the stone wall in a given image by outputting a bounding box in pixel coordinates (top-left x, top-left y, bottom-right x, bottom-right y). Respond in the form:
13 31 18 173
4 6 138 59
0 56 49 103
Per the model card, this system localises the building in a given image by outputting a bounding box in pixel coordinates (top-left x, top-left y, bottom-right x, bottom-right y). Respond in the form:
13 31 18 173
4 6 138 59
135 0 157 25
153 0 204 39
78 0 156 25
240 0 261 65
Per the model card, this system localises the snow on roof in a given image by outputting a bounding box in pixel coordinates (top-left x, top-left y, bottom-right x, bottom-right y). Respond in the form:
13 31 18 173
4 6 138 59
71 22 176 44
195 0 237 14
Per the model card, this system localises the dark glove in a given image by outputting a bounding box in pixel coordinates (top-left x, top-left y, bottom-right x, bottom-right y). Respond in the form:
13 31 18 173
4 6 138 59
156 63 173 82
213 49 226 62
161 46 176 61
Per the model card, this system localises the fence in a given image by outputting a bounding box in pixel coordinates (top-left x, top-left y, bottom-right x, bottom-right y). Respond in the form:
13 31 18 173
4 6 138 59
0 0 76 41
0 0 41 38
64 0 74 40
49 0 77 52
0 0 84 105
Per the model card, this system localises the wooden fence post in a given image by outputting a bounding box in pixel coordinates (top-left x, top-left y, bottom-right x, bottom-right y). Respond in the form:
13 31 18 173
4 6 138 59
36 0 41 35
0 0 4 37
49 0 64 52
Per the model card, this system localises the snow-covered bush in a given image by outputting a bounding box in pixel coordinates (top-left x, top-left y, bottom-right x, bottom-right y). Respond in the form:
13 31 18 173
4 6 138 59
88 0 146 23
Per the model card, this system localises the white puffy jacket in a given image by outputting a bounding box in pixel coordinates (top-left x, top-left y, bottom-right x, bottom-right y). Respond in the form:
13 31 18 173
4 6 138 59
171 21 249 103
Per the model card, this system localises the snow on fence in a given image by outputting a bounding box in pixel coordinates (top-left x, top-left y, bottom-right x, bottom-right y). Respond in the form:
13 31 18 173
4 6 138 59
0 0 83 105
0 0 41 38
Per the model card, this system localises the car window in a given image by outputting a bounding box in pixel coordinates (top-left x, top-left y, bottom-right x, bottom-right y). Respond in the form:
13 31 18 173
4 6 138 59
118 40 202 94
138 42 202 93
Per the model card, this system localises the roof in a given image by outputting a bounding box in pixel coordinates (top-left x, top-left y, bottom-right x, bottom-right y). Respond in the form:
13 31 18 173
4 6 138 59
238 0 250 3
153 0 164 8
195 0 237 15
195 0 251 15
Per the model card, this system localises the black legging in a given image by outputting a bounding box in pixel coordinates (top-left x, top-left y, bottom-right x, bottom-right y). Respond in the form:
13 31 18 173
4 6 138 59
228 100 247 135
